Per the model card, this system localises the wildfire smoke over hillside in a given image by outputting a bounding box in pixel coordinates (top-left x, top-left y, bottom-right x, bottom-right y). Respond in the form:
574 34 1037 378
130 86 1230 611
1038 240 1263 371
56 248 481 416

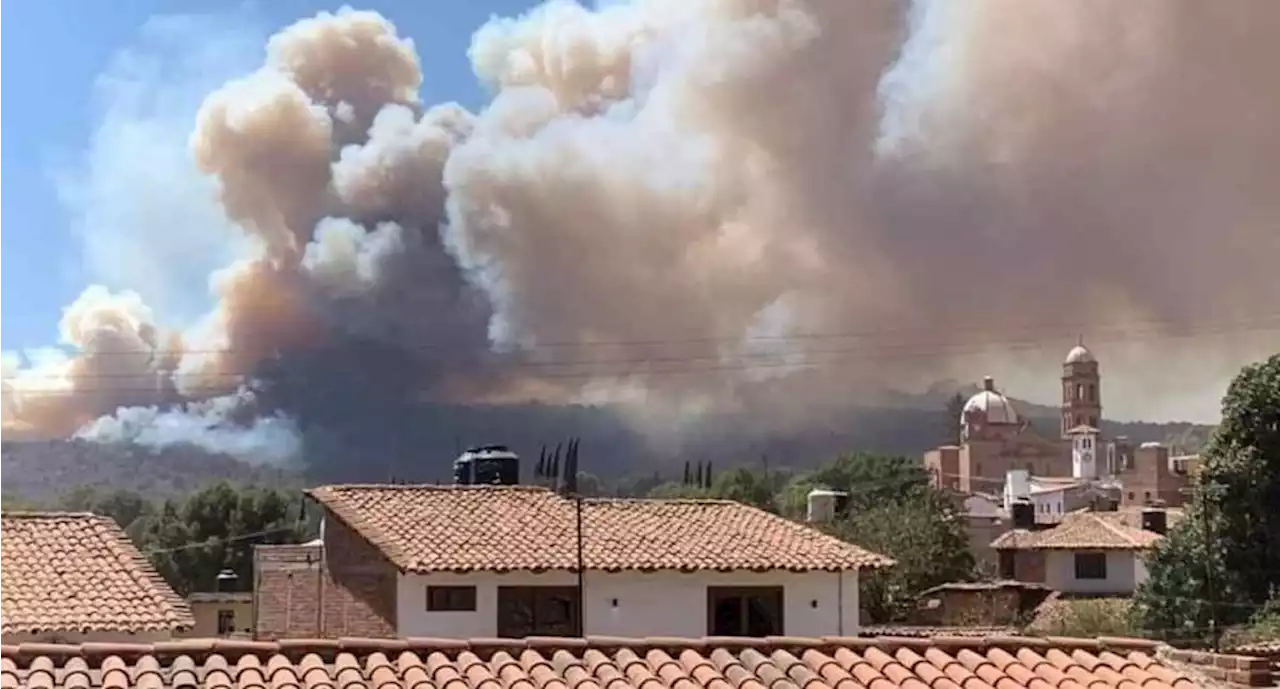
3 0 1278 463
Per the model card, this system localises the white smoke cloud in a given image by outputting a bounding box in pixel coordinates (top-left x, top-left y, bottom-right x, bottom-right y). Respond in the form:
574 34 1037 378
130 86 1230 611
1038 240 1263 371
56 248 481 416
76 388 301 464
52 13 268 325
6 0 1279 458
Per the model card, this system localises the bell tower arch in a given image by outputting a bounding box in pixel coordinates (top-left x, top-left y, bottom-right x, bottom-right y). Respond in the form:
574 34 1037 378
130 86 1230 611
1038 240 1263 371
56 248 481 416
1061 337 1101 439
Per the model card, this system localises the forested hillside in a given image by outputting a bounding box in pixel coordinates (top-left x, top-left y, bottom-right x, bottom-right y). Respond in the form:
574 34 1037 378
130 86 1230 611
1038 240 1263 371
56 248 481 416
1 394 1212 504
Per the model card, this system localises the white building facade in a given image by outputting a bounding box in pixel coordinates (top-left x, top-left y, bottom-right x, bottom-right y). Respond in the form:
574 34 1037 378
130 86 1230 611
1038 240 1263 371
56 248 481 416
395 569 859 639
292 484 891 641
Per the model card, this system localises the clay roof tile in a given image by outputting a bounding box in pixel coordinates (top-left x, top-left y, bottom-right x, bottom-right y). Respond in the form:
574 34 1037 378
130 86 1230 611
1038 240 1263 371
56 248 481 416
306 485 893 572
0 512 194 635
0 636 1214 689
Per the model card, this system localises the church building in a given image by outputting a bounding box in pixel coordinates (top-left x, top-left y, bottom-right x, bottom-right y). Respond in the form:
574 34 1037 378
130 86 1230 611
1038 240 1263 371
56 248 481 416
923 340 1190 508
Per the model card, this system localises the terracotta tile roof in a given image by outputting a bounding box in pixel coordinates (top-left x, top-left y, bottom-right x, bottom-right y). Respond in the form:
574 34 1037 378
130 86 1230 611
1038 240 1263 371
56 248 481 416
859 625 1022 638
306 485 893 573
1030 481 1087 496
991 512 1164 551
0 512 194 635
0 634 1202 689
1091 508 1187 531
919 580 1052 595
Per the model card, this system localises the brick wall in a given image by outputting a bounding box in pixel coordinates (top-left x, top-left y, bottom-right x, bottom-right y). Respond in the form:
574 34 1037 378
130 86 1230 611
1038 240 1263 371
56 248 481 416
1121 444 1189 508
1164 649 1274 687
253 513 399 639
254 544 324 639
321 514 398 638
1013 550 1046 583
940 589 1020 627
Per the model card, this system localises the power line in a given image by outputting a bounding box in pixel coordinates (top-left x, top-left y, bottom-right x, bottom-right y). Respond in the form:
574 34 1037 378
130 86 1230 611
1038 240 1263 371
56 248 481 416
4 316 1276 394
143 523 306 556
10 312 1280 359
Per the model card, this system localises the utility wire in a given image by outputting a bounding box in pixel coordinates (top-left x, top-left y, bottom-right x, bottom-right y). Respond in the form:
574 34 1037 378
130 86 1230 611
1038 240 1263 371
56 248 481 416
4 317 1276 394
11 312 1280 359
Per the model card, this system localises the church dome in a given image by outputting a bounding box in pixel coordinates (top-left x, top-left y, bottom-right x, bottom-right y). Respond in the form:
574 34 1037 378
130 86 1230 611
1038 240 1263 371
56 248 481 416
962 376 1020 425
1065 343 1095 364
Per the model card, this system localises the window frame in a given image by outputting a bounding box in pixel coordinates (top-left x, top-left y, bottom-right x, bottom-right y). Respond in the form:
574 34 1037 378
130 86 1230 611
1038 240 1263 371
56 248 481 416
216 609 236 635
706 586 785 637
998 551 1016 579
427 585 478 612
1073 552 1108 580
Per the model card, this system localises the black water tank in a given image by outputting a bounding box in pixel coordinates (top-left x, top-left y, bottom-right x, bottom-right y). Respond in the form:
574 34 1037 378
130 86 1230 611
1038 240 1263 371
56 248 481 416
454 446 520 486
1141 508 1167 535
1011 499 1035 529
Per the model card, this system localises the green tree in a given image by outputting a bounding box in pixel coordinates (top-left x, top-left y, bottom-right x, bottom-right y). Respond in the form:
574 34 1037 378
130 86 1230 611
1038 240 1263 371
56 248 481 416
1134 354 1280 640
778 453 929 518
707 466 786 511
827 488 974 622
145 482 311 595
645 465 787 511
1129 513 1242 642
58 486 151 533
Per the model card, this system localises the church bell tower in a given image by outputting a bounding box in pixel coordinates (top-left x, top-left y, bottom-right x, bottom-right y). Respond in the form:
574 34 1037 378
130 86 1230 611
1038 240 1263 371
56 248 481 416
1061 338 1101 439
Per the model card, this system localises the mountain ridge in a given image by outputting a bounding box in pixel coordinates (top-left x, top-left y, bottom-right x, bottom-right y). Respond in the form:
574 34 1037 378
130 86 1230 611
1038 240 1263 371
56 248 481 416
0 396 1214 504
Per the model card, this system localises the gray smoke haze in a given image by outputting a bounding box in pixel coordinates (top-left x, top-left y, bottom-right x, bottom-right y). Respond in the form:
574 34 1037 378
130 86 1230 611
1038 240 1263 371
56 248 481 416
4 0 1278 463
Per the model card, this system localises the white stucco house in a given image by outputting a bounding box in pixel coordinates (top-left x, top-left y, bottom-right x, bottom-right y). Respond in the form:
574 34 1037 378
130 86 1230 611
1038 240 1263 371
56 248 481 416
261 484 892 640
1001 470 1113 525
991 507 1175 595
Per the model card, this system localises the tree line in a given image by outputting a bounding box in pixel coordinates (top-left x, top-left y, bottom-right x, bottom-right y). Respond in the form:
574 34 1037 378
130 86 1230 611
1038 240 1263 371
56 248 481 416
3 482 314 596
5 449 976 623
1133 353 1280 644
639 451 976 622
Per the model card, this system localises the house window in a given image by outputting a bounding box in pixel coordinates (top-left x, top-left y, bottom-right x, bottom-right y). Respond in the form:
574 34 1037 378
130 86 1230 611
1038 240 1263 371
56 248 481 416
999 551 1016 579
1074 553 1108 580
707 587 784 636
428 585 477 612
1087 385 1096 402
217 609 236 635
1076 384 1085 401
497 586 579 637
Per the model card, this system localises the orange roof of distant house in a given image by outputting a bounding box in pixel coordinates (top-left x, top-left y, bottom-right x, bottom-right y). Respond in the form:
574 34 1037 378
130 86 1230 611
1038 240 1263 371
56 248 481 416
0 634 1202 689
306 484 894 573
0 512 193 635
991 511 1165 551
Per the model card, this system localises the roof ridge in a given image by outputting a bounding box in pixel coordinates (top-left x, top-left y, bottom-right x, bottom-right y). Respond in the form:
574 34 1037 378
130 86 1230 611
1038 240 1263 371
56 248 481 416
1091 513 1148 546
585 497 742 505
0 634 1167 666
313 483 554 492
0 510 102 519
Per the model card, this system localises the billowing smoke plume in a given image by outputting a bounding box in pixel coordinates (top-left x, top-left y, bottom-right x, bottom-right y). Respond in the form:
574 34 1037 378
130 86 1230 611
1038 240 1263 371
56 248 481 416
4 0 1279 465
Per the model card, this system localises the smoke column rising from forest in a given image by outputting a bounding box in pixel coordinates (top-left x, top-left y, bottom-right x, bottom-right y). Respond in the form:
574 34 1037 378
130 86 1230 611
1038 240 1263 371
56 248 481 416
3 0 1278 461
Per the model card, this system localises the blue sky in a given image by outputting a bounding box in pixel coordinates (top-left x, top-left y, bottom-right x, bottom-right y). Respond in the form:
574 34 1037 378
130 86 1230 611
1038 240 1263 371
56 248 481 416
1 0 541 351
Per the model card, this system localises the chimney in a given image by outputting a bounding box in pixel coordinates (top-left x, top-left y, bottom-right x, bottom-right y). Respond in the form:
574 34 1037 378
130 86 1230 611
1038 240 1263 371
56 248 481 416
216 568 239 593
983 376 995 392
1142 502 1167 535
1005 469 1030 511
1011 499 1035 529
806 489 849 523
